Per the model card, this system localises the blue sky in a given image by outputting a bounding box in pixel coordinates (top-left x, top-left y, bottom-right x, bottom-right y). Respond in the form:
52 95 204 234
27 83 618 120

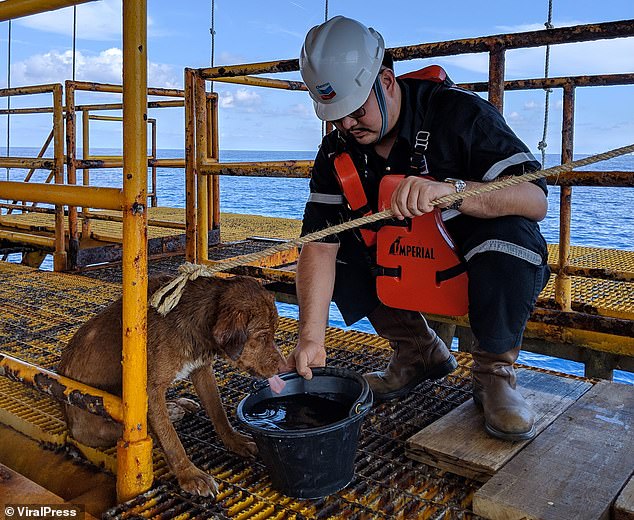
1 0 633 154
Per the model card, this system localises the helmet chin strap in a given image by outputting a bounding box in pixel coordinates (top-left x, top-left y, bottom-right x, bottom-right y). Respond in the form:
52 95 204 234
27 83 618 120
372 74 389 142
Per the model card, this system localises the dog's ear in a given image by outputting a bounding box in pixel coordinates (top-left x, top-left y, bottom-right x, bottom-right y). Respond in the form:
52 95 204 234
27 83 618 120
212 309 248 361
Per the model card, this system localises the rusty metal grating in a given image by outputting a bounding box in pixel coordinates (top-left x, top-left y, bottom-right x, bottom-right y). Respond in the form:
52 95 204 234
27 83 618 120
540 274 634 319
103 353 477 520
547 244 634 275
0 262 480 519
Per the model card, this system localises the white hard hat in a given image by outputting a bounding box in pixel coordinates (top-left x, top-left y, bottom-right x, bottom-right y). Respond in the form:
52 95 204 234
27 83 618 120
300 16 385 122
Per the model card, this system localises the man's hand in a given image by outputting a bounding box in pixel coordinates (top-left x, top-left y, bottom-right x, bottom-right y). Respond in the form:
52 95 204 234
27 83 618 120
284 340 327 380
391 176 456 219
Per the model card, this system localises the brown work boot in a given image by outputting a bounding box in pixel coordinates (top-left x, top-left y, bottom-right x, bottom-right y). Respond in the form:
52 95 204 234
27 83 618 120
471 346 535 441
364 305 458 402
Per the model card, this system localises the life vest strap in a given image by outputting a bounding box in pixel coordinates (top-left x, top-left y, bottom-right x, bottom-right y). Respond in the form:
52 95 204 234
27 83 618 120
436 262 468 284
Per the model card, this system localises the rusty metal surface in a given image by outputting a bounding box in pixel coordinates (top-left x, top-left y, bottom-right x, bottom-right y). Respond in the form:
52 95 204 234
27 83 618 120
200 21 634 80
460 72 634 92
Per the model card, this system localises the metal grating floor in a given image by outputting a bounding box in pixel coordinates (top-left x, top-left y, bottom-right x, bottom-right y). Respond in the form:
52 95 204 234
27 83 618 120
0 261 482 519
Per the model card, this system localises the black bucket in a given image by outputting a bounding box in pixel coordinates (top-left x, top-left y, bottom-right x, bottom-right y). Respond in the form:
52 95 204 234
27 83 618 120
236 367 373 498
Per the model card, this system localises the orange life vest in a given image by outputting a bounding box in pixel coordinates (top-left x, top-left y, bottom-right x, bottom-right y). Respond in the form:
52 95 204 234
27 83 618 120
331 65 468 316
375 175 469 316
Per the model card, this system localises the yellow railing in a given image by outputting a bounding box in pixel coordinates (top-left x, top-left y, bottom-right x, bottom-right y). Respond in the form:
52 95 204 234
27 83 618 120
0 0 152 502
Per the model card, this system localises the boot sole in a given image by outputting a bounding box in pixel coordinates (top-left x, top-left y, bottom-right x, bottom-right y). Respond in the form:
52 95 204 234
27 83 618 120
372 356 458 403
472 395 537 442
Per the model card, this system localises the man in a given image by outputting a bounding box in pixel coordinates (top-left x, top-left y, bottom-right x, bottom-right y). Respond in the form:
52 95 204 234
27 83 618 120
286 16 550 441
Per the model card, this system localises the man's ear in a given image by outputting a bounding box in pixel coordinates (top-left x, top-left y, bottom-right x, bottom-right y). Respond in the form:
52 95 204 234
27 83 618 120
212 308 248 361
381 68 396 93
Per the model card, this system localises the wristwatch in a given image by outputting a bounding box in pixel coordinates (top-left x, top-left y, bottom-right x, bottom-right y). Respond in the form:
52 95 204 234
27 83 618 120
443 178 467 210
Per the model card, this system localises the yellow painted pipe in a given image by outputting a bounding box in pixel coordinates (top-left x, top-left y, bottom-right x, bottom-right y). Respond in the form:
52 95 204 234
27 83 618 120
90 115 124 122
0 0 97 22
213 75 307 91
184 69 197 262
201 160 313 178
118 0 153 502
0 158 56 170
69 80 184 98
0 182 123 210
0 354 123 423
53 84 67 271
73 158 185 168
0 230 55 248
195 74 209 262
0 84 59 96
199 59 299 79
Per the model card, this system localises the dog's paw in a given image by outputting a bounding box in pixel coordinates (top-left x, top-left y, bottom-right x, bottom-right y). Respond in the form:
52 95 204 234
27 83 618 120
225 432 258 458
177 467 219 498
166 398 201 422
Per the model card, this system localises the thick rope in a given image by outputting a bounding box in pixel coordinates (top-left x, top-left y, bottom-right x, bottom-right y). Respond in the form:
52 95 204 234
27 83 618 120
209 0 216 92
72 6 77 81
151 142 634 315
537 0 554 168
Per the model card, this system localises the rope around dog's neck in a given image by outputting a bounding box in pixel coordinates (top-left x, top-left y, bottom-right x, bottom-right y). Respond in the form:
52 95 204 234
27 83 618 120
150 142 634 315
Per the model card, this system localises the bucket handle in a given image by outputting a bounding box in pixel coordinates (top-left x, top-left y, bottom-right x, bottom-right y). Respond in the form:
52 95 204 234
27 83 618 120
349 384 373 417
350 400 372 417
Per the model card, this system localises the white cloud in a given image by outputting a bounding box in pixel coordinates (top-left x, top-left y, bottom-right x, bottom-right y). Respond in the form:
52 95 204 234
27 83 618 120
217 51 248 66
16 0 157 41
524 100 540 110
11 48 179 88
288 103 313 118
508 111 522 121
218 88 262 110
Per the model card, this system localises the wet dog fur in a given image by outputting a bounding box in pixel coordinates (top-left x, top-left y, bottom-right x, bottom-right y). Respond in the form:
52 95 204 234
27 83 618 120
58 274 285 497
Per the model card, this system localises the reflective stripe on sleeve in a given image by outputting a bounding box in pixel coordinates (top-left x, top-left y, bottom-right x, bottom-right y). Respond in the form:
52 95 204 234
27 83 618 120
464 239 542 265
307 193 345 204
482 152 538 181
441 208 461 221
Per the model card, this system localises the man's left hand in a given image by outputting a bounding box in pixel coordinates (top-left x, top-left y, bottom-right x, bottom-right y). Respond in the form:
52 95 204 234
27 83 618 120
390 176 456 219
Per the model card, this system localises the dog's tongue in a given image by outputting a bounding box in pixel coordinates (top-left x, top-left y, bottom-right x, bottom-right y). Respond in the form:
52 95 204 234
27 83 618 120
268 375 286 394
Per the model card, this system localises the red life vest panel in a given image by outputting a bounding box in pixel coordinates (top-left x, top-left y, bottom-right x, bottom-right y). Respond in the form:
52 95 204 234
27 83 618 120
376 175 469 316
333 152 377 247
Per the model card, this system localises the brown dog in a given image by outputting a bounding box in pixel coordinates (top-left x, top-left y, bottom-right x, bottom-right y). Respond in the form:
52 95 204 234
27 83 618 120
58 274 285 497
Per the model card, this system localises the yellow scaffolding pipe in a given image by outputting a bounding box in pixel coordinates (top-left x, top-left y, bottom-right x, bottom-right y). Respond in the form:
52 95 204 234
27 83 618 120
118 0 152 502
0 99 184 115
0 0 97 22
201 160 313 178
0 158 55 170
0 181 123 210
52 84 67 271
0 354 123 423
0 230 55 249
194 73 209 262
213 75 307 91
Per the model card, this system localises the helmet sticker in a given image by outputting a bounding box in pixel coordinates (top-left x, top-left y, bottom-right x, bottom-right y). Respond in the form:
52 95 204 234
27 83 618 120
316 82 337 100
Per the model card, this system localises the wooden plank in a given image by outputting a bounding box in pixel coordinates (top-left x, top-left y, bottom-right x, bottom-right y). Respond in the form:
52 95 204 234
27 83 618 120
406 369 591 481
474 380 634 520
615 476 634 520
0 462 65 503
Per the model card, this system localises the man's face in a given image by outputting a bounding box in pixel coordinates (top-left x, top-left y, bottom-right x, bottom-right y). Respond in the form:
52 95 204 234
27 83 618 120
331 89 381 145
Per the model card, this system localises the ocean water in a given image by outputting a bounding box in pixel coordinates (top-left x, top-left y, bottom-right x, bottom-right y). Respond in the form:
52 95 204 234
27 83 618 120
2 147 633 384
